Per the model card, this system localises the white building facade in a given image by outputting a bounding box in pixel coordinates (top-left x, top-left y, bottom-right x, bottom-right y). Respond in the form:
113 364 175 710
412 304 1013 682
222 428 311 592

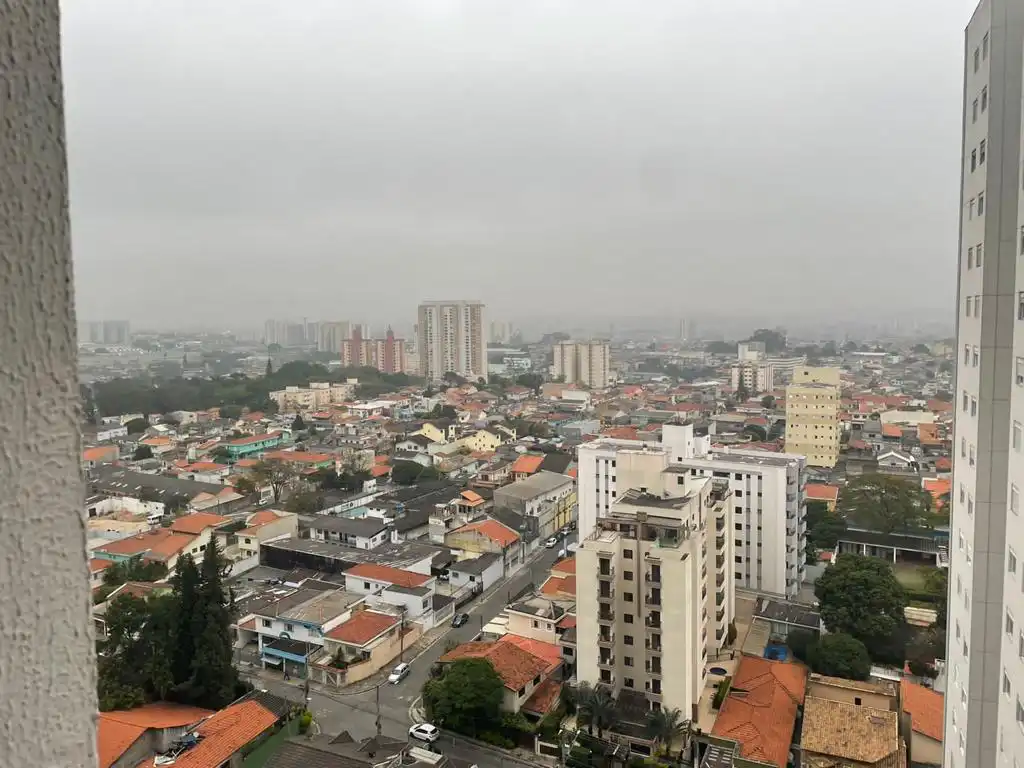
945 3 1024 767
552 340 611 389
417 301 487 383
577 424 806 599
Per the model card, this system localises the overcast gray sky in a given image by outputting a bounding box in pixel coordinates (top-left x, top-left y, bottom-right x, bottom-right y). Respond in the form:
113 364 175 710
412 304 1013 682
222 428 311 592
64 1 971 331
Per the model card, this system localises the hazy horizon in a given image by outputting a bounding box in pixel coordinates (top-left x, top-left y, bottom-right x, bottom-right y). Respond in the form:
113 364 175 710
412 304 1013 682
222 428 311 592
65 1 973 329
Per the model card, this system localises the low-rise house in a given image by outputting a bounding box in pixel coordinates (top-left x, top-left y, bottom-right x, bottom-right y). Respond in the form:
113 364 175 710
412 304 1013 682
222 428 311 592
395 434 437 455
493 470 575 539
901 680 943 767
446 518 524 575
317 608 414 686
509 453 545 481
262 450 337 472
711 655 807 768
171 461 231 484
343 563 444 627
90 466 245 514
799 695 905 767
97 702 213 768
264 731 416 768
804 483 840 512
92 529 202 573
806 673 897 709
439 639 556 716
223 431 284 460
138 435 177 456
83 445 120 469
447 551 503 592
302 515 391 550
85 422 130 443
235 509 299 560
458 428 507 453
414 419 455 444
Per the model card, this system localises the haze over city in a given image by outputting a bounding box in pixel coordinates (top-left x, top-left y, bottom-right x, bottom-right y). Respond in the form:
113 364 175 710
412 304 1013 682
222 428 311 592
65 0 968 330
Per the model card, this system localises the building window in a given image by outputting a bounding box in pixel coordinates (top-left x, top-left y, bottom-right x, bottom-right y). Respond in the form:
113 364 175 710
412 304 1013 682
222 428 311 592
1012 484 1020 514
981 139 987 164
1017 357 1024 385
979 192 985 215
623 570 633 581
983 31 989 58
977 242 983 265
624 656 633 667
623 678 634 688
982 85 988 111
1011 549 1018 574
969 198 975 219
972 345 979 366
262 618 272 628
1015 422 1023 451
963 392 969 412
623 550 633 559
624 614 633 624
1017 697 1024 725
971 149 977 171
960 484 966 503
964 345 971 364
1005 672 1012 697
973 98 979 122
974 47 981 71
971 397 977 416
624 635 633 645
623 592 633 602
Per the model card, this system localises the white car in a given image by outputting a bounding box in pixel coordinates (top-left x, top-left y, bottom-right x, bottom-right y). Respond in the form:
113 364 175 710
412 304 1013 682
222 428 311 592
557 548 567 559
388 662 410 684
545 537 558 548
409 723 440 743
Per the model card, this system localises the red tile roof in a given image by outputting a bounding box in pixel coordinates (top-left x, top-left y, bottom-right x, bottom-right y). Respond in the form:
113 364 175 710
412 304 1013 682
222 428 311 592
440 641 550 691
137 699 278 768
327 610 400 646
521 678 562 716
84 446 119 462
805 484 839 503
881 424 903 438
456 519 520 548
90 558 114 574
370 464 392 478
711 656 807 768
98 703 213 768
170 512 230 535
227 431 280 446
901 680 944 742
540 574 576 597
94 529 195 561
498 634 562 672
345 563 431 588
552 556 576 575
511 454 544 475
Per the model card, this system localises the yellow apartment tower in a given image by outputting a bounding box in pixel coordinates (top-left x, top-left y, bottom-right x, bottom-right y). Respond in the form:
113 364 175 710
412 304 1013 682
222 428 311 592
784 366 841 468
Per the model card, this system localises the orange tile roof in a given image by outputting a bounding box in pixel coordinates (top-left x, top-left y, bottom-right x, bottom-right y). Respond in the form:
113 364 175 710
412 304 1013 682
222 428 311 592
923 478 952 508
370 464 392 477
552 556 576 575
540 574 576 597
461 489 484 504
711 656 807 768
235 458 260 468
345 562 431 588
170 512 230 535
522 678 562 716
227 431 280 446
805 484 839 503
137 699 278 768
881 424 903 438
326 610 399 646
180 462 228 472
557 615 576 629
263 450 334 464
498 634 562 671
246 509 283 527
935 456 952 471
90 558 114 574
901 679 944 742
511 454 544 475
440 641 550 691
98 703 213 768
140 436 173 446
84 446 118 462
94 529 195 561
456 519 520 548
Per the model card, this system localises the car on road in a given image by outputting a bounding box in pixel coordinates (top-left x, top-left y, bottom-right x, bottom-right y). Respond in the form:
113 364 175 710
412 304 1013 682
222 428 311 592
557 548 567 558
545 537 558 548
451 612 470 628
388 662 410 684
409 723 440 743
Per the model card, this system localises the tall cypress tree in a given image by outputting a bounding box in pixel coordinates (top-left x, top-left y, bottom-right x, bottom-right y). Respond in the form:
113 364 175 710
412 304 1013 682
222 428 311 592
170 553 201 688
189 538 239 709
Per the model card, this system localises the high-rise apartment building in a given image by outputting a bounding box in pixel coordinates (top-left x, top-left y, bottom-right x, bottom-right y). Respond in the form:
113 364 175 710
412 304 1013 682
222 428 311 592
575 469 733 715
577 424 807 599
552 340 611 389
417 301 487 382
317 321 351 354
784 367 841 468
80 320 131 346
945 4 1024 767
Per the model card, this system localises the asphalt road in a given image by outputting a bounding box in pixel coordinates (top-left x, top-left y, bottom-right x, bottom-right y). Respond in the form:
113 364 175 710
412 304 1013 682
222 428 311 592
245 537 575 767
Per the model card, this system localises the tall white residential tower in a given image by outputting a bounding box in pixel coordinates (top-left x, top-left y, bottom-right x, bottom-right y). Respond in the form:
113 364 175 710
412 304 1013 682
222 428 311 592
416 301 487 383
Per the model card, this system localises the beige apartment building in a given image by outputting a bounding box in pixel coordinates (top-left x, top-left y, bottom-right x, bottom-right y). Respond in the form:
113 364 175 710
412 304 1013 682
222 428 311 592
269 381 356 411
552 340 610 389
417 301 487 382
784 366 841 468
575 471 733 717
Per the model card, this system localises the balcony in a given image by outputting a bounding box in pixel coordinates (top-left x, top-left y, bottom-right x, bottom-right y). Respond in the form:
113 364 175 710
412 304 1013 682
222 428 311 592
716 534 726 551
716 607 726 622
645 593 661 607
716 628 725 641
645 617 662 630
716 589 725 605
598 610 615 623
646 570 661 586
645 662 663 677
786 527 796 537
645 639 662 652
716 555 725 569
598 588 616 603
598 633 615 647
598 567 616 581
598 655 616 669
716 572 725 587
715 517 725 532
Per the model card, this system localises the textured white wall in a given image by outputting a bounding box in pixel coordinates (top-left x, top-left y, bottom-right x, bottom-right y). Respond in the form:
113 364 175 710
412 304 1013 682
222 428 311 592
0 1 98 766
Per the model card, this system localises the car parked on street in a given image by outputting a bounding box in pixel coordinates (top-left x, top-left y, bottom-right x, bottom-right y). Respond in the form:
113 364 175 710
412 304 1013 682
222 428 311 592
451 612 470 628
545 537 558 548
409 723 440 743
388 662 410 684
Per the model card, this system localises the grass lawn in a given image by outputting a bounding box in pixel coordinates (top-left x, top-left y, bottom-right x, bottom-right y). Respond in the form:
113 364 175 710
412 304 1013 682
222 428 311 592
892 562 928 591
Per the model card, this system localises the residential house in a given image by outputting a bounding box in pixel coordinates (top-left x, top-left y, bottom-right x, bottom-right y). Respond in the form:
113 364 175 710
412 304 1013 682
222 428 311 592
86 422 130 443
97 702 213 768
806 674 897 710
314 607 416 687
264 732 415 768
83 445 119 469
504 596 567 645
439 640 556 717
414 419 455 444
89 466 245 514
799 696 905 768
343 563 444 628
138 434 176 456
509 454 545 482
302 516 391 550
493 470 575 539
458 427 506 453
876 449 919 475
262 450 337 472
446 518 524 575
89 557 113 591
223 431 284 460
901 680 943 767
805 483 840 513
711 655 807 768
446 551 503 592
172 461 231 484
236 509 299 560
92 529 201 573
394 434 437 455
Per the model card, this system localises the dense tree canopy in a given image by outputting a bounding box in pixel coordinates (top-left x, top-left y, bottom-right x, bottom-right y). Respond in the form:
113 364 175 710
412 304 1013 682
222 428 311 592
804 500 847 563
815 554 907 663
423 658 505 736
807 633 872 680
837 474 939 533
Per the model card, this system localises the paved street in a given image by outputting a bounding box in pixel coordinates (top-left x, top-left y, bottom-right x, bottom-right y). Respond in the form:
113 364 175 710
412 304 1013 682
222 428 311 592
242 537 574 767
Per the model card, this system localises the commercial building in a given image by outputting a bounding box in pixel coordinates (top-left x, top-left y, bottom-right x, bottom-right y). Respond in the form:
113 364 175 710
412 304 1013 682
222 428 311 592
575 470 733 715
945 4 1024 767
552 340 611 389
577 424 807 598
784 366 841 468
417 301 487 382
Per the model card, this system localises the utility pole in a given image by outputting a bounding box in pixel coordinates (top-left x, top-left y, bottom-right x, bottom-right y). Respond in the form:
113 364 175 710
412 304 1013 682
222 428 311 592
375 684 382 738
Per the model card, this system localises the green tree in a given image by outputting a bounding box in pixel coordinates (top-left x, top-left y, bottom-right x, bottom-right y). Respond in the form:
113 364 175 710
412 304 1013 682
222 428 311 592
921 567 948 629
760 395 776 409
132 444 154 461
96 594 150 710
250 460 295 503
645 706 687 748
705 341 737 355
423 658 505 736
815 554 907 662
443 371 468 386
747 328 787 354
170 554 201 689
265 358 274 376
219 404 243 420
284 489 323 515
905 628 944 679
742 424 767 442
805 500 847 563
102 555 168 588
807 633 872 680
125 417 148 434
786 628 816 663
292 413 306 431
735 380 750 403
515 372 544 393
187 538 239 709
837 474 937 533
577 683 616 738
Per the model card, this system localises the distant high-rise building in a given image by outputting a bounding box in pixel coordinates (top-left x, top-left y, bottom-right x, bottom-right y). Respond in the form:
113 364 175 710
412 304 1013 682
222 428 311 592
552 340 610 389
317 321 350 354
784 367 840 468
946 5 1024 767
489 321 512 344
80 320 131 345
417 301 487 382
341 325 408 374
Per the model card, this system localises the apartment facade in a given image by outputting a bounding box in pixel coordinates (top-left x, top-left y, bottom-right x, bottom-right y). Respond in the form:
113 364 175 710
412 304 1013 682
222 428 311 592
784 366 841 468
945 3 1024 767
417 301 487 382
552 340 611 389
575 473 733 716
578 424 805 598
